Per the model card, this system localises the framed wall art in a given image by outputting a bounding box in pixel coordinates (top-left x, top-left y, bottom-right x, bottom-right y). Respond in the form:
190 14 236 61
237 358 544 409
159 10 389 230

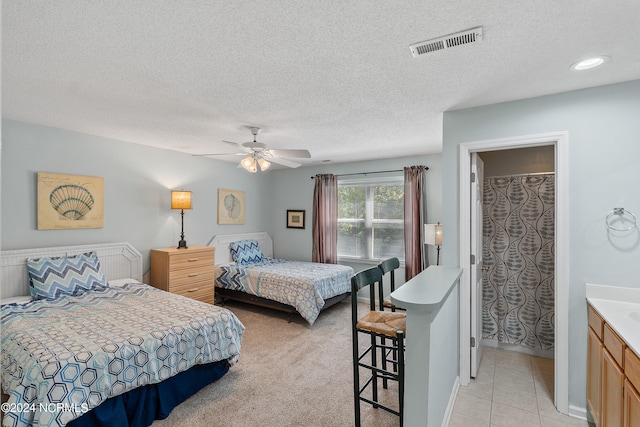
286 209 305 229
37 172 104 230
218 189 245 225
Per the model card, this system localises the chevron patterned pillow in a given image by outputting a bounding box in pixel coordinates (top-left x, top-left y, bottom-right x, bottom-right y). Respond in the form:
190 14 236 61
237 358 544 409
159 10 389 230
229 240 265 265
27 252 108 300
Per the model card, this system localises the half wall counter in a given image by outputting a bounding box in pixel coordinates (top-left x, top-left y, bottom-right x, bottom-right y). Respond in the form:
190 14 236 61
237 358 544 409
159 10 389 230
390 265 462 427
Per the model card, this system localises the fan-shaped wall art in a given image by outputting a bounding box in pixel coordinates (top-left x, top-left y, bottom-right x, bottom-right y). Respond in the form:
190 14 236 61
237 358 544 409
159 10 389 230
37 172 104 230
218 188 245 225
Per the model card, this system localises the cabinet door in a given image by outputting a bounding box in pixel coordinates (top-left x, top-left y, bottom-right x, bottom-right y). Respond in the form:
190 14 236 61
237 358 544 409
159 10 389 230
624 380 640 427
603 348 624 427
588 326 603 424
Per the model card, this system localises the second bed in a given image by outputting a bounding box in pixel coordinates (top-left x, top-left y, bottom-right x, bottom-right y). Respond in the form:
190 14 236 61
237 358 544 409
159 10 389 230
210 233 354 324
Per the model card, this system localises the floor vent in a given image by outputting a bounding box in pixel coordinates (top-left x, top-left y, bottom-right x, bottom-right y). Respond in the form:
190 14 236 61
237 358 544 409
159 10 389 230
409 27 483 58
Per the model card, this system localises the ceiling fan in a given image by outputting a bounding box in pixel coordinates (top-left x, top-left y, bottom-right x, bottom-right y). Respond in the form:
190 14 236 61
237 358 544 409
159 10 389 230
194 127 311 172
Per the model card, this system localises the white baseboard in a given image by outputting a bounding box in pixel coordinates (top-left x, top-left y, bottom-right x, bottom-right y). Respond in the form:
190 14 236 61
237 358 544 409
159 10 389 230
567 404 589 422
441 376 460 427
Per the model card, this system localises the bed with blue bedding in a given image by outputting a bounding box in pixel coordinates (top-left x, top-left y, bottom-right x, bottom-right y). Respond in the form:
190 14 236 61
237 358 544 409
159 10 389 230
210 233 354 324
0 243 244 427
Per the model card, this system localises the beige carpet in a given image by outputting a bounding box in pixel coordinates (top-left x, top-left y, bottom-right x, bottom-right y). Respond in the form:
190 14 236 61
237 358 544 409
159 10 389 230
152 299 400 427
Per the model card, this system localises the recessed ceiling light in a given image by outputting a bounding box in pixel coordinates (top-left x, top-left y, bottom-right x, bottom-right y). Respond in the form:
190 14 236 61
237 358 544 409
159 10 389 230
571 56 609 71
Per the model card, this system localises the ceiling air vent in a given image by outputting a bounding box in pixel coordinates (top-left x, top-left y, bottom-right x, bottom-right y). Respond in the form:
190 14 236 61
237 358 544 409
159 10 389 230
409 27 483 58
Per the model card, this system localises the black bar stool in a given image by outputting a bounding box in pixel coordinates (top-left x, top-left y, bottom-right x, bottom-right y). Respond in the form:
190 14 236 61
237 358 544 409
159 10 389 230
351 266 406 426
377 257 405 387
377 257 403 312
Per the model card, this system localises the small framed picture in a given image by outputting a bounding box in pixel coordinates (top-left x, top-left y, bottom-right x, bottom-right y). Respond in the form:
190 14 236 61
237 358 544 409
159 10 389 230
218 188 245 225
286 210 305 229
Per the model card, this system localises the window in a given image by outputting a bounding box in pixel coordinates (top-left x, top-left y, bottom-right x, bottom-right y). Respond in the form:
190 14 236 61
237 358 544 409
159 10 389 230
337 176 404 262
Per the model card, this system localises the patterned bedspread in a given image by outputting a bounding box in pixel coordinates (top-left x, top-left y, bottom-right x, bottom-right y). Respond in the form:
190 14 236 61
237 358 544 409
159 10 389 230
1 283 245 427
215 259 354 324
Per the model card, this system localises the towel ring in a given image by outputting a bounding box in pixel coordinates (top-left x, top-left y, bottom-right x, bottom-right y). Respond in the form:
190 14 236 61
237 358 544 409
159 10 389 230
606 207 637 231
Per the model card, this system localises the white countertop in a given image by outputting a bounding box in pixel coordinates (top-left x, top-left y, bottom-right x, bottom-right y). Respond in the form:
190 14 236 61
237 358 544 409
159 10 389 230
390 265 462 311
586 283 640 358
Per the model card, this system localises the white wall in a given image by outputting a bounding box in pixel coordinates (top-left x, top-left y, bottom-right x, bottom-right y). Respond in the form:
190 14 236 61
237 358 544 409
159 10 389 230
1 120 443 288
427 282 460 426
1 120 274 275
442 80 640 412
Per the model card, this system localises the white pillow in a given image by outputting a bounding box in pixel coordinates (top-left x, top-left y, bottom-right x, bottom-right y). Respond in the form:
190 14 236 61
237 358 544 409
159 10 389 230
108 278 141 288
1 296 32 306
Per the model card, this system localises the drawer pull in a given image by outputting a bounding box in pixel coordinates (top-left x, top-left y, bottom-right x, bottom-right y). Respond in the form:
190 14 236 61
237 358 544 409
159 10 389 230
187 288 199 293
187 273 199 277
187 258 199 262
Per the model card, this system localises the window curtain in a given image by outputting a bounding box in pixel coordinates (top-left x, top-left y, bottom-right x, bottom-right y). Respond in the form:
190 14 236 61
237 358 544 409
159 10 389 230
404 166 428 280
312 174 338 264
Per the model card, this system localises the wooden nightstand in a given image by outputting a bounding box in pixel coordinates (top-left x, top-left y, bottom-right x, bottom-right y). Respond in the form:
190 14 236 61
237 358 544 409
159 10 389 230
150 246 215 304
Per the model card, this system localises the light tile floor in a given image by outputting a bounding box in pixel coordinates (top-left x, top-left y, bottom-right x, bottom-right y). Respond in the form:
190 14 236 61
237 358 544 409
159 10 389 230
449 347 592 427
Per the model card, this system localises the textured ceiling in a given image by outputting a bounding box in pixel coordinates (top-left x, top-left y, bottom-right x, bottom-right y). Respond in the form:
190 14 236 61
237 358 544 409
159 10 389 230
3 1 640 168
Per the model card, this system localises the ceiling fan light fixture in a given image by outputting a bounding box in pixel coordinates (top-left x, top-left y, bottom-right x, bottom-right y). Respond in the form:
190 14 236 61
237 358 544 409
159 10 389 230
241 156 257 173
208 127 308 171
257 157 271 171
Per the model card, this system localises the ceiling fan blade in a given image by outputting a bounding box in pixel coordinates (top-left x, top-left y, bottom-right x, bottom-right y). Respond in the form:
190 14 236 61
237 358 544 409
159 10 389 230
269 148 311 159
223 140 254 153
192 152 244 157
221 129 307 169
194 139 253 157
265 156 302 168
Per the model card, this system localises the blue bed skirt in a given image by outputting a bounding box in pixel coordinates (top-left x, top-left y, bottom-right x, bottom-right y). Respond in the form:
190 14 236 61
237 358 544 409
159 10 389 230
68 360 230 427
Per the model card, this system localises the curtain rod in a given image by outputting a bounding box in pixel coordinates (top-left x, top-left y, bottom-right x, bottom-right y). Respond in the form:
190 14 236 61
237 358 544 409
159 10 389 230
310 167 428 179
486 171 554 180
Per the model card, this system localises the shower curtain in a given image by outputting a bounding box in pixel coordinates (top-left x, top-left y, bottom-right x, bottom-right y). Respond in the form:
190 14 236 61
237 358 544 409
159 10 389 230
482 174 555 351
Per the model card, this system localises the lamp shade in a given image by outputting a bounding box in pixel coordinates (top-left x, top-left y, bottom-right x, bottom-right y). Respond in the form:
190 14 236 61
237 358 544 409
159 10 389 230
257 157 271 171
424 223 443 246
171 191 192 210
241 156 257 173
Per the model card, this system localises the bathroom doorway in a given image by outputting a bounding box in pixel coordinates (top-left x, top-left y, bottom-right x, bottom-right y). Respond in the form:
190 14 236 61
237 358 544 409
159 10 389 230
458 131 569 415
477 146 555 360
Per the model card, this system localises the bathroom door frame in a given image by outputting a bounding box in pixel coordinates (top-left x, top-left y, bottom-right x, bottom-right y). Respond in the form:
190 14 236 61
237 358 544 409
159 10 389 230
458 131 569 415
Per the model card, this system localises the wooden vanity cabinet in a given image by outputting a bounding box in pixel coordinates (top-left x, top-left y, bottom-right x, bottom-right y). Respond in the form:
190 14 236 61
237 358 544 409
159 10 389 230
603 346 624 426
588 305 604 424
625 349 640 427
624 380 640 427
588 303 640 427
